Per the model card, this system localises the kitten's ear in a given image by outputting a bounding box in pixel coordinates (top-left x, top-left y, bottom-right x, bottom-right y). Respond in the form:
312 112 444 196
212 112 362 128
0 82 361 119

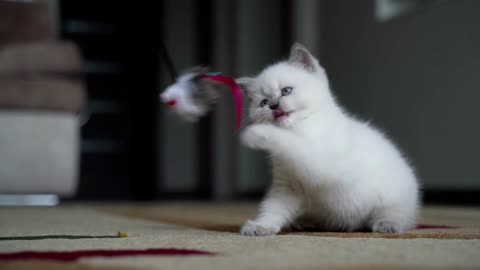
236 77 254 100
236 77 254 88
288 42 319 72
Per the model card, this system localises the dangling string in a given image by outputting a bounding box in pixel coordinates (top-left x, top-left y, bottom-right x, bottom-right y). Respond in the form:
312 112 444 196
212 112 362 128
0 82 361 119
159 41 178 82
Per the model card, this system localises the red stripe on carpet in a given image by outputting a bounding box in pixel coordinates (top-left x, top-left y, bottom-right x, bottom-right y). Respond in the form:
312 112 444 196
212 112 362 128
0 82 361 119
0 248 215 262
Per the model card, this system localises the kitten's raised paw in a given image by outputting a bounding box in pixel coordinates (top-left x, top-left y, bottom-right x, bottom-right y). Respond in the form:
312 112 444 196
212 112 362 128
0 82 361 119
240 220 280 236
371 220 403 233
241 124 274 150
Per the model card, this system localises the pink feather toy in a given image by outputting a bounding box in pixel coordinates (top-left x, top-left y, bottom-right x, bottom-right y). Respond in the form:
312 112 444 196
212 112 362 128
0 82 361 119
160 67 242 129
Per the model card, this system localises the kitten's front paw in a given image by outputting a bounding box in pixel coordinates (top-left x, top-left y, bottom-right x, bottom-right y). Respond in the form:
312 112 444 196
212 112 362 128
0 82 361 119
241 124 275 150
240 220 280 236
371 220 403 233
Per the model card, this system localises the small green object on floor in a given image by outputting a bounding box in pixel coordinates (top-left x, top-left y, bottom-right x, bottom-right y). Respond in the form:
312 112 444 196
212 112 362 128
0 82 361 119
0 231 127 241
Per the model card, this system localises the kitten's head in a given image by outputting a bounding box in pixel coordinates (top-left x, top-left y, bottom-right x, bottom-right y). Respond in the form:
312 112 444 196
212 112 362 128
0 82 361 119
237 43 333 127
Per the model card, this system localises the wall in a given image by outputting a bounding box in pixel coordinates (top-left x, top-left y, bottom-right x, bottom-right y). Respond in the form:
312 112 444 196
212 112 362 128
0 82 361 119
320 0 480 189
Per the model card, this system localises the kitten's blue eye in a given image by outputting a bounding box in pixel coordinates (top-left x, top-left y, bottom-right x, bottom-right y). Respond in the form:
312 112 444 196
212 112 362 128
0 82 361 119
259 99 269 107
281 87 293 96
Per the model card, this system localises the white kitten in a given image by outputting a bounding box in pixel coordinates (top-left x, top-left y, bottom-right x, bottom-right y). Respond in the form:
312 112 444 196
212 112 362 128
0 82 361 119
237 43 420 236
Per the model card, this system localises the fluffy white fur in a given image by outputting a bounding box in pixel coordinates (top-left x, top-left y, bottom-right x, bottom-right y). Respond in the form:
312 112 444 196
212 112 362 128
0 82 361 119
238 43 420 236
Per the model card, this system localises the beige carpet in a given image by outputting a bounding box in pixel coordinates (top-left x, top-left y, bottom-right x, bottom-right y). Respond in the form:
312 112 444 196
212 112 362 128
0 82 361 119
1 203 480 270
100 203 480 240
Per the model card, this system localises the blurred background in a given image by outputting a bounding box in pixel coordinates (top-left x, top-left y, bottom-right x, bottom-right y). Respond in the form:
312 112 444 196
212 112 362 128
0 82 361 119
0 0 479 205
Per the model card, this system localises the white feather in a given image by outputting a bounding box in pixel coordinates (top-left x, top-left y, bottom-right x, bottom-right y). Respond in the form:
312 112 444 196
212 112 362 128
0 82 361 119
160 73 209 122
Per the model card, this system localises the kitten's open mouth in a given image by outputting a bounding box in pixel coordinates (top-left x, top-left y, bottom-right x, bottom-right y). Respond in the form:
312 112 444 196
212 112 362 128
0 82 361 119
273 110 290 120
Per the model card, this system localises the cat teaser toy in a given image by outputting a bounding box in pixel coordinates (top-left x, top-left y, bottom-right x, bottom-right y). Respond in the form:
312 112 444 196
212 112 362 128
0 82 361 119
159 67 242 129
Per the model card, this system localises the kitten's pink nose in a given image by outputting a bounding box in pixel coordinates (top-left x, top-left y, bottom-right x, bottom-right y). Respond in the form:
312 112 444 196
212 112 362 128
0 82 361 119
269 103 279 110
